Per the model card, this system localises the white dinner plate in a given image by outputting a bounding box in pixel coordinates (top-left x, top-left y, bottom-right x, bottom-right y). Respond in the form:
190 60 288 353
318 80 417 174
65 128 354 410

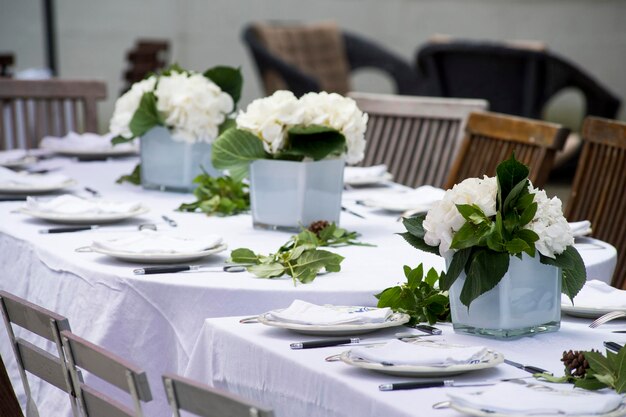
81 243 228 264
449 399 626 417
19 206 150 224
257 308 410 336
0 179 77 194
340 340 503 377
561 304 626 319
345 172 393 186
0 155 38 169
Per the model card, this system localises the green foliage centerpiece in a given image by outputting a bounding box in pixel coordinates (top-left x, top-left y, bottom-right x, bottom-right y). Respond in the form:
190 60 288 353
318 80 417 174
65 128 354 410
110 65 242 191
211 90 368 230
401 155 586 339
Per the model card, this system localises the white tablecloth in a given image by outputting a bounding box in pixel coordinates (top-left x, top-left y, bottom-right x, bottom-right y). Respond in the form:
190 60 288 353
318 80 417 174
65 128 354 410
184 316 626 417
0 156 617 416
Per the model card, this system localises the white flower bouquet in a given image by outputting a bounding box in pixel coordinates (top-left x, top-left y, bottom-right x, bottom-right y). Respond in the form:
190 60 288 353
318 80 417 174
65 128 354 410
211 90 368 180
110 65 242 145
401 155 586 307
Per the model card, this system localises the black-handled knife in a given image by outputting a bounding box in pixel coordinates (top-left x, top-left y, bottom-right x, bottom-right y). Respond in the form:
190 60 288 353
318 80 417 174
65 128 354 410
0 196 27 202
504 359 552 375
133 265 246 275
39 225 99 234
379 379 496 391
604 341 624 352
290 338 360 349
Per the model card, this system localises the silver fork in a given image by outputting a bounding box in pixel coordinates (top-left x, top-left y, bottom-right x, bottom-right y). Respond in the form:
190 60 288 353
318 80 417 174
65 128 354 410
589 311 626 328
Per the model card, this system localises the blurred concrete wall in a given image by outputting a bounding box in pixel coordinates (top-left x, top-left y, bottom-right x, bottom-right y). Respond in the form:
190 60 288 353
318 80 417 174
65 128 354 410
1 0 624 132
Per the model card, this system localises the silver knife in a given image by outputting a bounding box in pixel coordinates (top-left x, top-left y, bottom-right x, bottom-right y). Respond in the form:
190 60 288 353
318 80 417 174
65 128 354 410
504 359 552 375
134 264 247 275
379 379 502 391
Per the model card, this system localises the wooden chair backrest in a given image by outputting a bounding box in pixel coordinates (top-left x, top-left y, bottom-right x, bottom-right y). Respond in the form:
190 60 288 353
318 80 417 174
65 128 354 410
0 354 23 417
60 330 151 417
349 92 487 188
163 373 274 417
252 21 351 95
445 111 569 189
566 117 626 289
0 291 80 416
0 79 106 150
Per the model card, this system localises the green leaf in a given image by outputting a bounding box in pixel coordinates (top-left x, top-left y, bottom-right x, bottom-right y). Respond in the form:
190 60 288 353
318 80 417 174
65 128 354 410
460 250 509 307
450 221 491 250
116 163 141 185
519 202 538 226
515 193 535 211
456 204 489 224
541 246 586 302
502 177 529 215
177 173 250 216
111 135 135 145
290 250 344 284
204 66 243 107
248 262 285 278
496 154 529 213
440 248 471 290
574 377 609 391
402 215 427 239
403 265 412 279
284 125 346 161
211 128 267 181
615 348 626 393
129 92 164 137
585 351 614 377
505 238 530 255
399 232 439 255
230 248 260 264
406 264 424 290
534 373 572 384
218 118 236 134
424 268 440 287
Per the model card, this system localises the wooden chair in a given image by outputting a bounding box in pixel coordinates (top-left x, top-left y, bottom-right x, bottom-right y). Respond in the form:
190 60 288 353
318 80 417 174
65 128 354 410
0 79 107 150
243 22 420 97
349 92 488 188
1 354 23 417
565 117 626 289
0 291 81 417
162 373 274 417
60 330 152 417
122 39 169 93
445 111 569 189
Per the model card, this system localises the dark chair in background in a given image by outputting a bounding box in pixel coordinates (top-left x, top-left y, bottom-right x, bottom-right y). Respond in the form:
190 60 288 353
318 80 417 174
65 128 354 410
350 92 487 188
0 354 23 417
415 39 620 120
122 39 169 93
0 79 106 149
242 22 420 97
0 54 15 77
445 111 569 189
565 117 626 289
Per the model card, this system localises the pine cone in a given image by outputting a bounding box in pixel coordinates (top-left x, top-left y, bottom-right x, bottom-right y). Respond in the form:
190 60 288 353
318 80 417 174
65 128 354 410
308 220 330 237
561 350 594 377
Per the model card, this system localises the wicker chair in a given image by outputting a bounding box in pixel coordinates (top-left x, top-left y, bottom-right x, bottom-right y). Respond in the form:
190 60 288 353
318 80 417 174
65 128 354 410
243 21 420 97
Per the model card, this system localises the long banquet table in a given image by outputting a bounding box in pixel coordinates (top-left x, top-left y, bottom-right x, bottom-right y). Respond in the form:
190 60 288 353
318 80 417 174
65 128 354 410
0 156 618 416
184 316 626 417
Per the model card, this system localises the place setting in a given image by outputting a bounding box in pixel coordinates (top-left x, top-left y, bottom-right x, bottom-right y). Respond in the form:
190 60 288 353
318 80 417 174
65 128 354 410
352 184 446 218
561 280 626 320
0 165 76 194
40 131 139 160
344 164 393 187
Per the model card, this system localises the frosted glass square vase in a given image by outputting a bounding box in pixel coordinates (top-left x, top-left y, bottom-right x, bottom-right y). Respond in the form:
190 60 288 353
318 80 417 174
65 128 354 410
140 126 221 192
249 159 344 231
448 253 561 339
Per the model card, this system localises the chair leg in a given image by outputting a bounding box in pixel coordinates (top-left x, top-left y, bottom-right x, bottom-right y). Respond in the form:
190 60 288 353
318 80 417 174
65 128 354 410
0 354 23 417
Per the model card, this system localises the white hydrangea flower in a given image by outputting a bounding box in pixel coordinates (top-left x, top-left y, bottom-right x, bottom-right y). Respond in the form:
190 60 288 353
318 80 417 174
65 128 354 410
236 90 305 154
299 92 369 164
109 76 157 139
155 72 233 144
527 185 573 258
423 176 497 256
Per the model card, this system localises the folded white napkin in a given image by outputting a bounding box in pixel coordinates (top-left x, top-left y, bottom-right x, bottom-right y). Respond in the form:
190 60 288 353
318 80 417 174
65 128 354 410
40 132 137 152
26 195 142 215
0 166 70 188
448 381 623 415
344 165 389 183
0 149 28 165
92 230 222 254
351 339 489 366
562 280 626 308
361 185 446 212
269 300 392 325
569 220 592 237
